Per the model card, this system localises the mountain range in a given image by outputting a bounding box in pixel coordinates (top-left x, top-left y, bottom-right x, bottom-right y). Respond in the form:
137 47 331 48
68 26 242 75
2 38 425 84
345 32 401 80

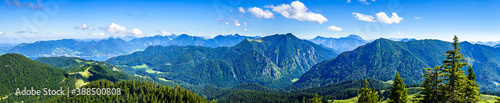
107 33 338 88
475 41 500 47
7 34 258 61
309 35 367 53
287 38 500 91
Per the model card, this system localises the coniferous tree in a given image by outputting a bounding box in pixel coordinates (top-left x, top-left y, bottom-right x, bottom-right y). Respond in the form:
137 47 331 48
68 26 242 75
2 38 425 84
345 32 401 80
463 66 480 102
441 36 468 102
309 93 322 103
495 97 500 103
418 36 478 103
388 72 408 103
419 66 444 102
358 79 379 103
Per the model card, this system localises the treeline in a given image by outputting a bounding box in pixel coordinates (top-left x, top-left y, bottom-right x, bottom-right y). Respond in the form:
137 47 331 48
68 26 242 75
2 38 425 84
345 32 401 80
47 80 215 103
187 78 390 103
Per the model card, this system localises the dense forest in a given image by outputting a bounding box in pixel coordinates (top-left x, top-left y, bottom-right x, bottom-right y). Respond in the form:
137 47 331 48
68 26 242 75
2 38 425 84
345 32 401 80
47 80 215 103
0 53 77 102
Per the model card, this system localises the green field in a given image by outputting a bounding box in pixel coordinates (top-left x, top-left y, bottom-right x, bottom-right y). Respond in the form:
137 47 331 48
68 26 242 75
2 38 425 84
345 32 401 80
331 87 499 103
75 79 88 88
146 69 165 74
158 78 170 82
132 64 149 69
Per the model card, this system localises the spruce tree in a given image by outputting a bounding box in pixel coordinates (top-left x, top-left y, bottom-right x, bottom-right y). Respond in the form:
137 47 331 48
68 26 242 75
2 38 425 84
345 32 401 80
358 79 379 103
463 66 480 102
441 36 468 102
388 72 408 103
419 65 444 102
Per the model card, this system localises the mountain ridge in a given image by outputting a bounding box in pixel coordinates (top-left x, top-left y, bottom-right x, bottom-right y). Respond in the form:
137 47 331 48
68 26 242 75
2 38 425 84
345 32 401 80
107 33 338 88
8 34 259 61
287 38 500 91
309 34 367 53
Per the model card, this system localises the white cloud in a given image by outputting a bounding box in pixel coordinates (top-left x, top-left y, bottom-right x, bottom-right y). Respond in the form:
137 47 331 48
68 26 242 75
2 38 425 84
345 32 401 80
238 7 246 13
129 28 143 35
352 12 376 22
414 16 421 20
216 18 222 22
75 24 94 30
101 23 127 33
347 0 351 3
227 18 242 27
15 31 27 34
327 25 343 31
225 22 230 25
376 12 403 24
243 22 247 27
248 7 274 19
99 23 144 35
0 32 4 35
267 1 328 24
243 29 248 32
234 19 241 26
90 32 105 36
359 0 375 5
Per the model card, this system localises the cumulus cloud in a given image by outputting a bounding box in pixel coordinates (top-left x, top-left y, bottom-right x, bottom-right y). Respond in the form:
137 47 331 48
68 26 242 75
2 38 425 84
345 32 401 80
227 18 242 26
101 23 128 33
359 0 375 5
90 32 105 36
233 19 241 26
352 12 403 24
248 7 274 19
129 28 143 35
0 32 4 35
376 12 403 24
243 29 248 32
238 7 246 13
266 1 328 24
327 25 343 31
99 23 144 35
75 24 95 30
352 12 376 22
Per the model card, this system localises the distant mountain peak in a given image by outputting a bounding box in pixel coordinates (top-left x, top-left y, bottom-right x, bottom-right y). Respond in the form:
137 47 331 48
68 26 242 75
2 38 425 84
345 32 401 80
346 34 363 40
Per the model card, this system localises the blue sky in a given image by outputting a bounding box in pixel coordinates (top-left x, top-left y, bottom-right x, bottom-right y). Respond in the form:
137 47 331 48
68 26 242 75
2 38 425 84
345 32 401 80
0 0 499 43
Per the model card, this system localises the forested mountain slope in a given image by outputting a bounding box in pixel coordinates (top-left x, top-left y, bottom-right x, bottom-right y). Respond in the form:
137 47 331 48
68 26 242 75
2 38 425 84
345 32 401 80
0 54 77 102
289 38 500 91
107 33 338 88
